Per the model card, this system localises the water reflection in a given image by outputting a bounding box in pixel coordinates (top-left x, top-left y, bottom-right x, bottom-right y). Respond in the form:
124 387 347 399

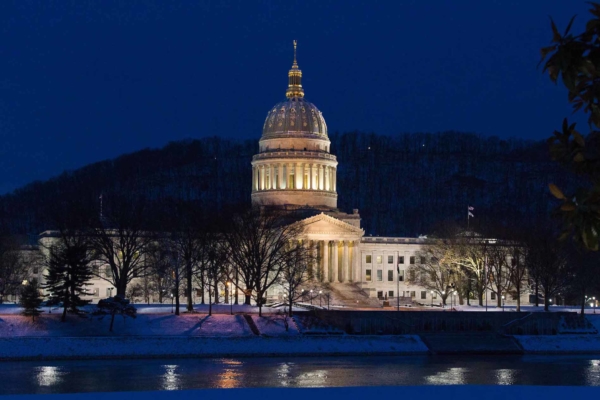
35 366 66 387
425 367 466 385
216 359 242 389
161 365 179 391
3 355 600 395
585 359 600 386
495 369 514 385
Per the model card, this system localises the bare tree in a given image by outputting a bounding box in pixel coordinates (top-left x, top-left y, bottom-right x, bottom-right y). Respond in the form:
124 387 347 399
223 208 305 316
409 242 462 306
279 240 315 316
89 194 155 297
0 235 28 304
487 244 513 308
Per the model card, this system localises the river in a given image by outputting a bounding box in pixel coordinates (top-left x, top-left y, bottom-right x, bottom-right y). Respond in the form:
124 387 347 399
1 355 600 395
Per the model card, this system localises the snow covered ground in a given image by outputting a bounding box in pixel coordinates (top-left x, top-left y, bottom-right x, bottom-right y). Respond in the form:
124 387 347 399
1 385 599 400
0 335 428 360
515 335 600 353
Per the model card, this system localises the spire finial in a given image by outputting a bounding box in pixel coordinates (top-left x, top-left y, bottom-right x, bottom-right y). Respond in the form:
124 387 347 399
293 40 298 65
286 39 304 98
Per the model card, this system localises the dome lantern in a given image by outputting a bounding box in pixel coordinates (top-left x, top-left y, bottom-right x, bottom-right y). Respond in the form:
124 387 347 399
286 40 304 99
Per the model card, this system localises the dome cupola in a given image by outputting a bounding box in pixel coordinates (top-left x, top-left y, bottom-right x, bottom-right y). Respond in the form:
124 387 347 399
251 41 338 209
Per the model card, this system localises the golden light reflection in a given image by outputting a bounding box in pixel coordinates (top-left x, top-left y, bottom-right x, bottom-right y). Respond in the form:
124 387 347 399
425 367 466 385
35 366 66 387
216 358 243 389
161 365 180 391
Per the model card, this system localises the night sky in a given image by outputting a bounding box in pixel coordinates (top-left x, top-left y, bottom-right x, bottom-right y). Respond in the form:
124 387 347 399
0 1 590 194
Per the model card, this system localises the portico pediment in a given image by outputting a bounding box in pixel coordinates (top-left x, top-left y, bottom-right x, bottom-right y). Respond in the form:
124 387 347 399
295 212 364 241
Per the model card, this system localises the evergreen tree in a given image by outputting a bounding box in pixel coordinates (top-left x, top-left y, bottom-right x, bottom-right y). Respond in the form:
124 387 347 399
43 238 93 322
20 278 42 321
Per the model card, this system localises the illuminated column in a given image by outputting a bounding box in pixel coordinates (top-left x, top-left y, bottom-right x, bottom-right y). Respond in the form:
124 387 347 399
259 165 265 190
312 241 318 280
270 164 276 189
351 241 359 283
318 165 324 190
309 164 313 189
332 241 338 282
324 166 329 191
278 164 285 189
333 168 337 191
322 241 329 283
295 163 303 189
252 166 256 191
342 241 349 283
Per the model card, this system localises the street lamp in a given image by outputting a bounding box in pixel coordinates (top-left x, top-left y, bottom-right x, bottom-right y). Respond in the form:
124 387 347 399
442 291 445 309
319 290 322 307
310 289 313 305
502 295 505 312
453 291 457 308
171 293 174 313
227 282 233 315
594 297 597 314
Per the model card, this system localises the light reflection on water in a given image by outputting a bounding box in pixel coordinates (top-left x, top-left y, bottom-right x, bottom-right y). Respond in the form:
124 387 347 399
161 365 179 391
3 355 600 395
35 366 67 387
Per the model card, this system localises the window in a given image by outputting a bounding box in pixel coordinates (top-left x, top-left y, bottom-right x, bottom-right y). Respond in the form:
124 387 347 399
388 270 394 281
33 267 39 274
398 270 404 281
421 291 427 300
366 269 372 281
388 255 394 264
377 291 384 299
430 272 436 281
366 255 372 264
409 270 415 281
376 256 382 264
104 266 111 278
399 256 405 264
410 256 415 265
410 291 416 298
389 291 394 298
420 256 426 264
106 288 113 297
377 270 383 281
491 292 496 300
433 292 438 299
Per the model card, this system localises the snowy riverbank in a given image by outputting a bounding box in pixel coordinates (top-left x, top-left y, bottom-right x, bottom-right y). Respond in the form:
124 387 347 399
0 335 429 361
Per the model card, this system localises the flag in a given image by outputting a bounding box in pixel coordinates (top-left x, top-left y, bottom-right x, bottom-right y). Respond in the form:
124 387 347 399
468 206 474 211
99 194 103 200
468 211 474 218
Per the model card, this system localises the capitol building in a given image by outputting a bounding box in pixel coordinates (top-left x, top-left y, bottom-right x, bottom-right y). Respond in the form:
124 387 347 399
23 42 528 308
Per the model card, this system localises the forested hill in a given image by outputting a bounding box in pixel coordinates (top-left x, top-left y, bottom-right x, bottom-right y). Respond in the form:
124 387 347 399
0 131 570 237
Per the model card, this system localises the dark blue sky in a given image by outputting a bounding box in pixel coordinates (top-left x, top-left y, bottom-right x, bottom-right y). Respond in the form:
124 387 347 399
0 1 590 194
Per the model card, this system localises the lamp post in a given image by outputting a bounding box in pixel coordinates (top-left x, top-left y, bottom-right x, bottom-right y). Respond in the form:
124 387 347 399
227 282 233 315
594 297 597 314
171 293 174 314
430 291 433 308
502 295 505 312
453 291 457 308
319 290 322 307
442 291 445 309
310 290 313 305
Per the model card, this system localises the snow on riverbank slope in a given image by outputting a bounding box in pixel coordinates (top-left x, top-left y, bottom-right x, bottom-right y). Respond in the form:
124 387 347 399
515 335 600 353
0 335 428 360
0 314 294 337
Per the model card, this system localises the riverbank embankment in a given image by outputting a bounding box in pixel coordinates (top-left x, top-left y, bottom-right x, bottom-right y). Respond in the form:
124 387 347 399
2 312 600 360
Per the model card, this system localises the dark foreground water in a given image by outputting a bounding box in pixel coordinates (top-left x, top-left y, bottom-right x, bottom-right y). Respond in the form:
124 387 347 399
1 355 600 395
